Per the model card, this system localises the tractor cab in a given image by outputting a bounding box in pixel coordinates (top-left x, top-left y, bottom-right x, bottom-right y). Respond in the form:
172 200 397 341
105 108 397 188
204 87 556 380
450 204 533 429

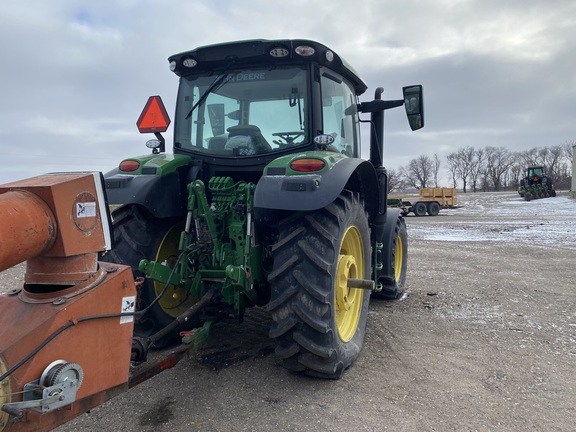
168 40 368 162
527 166 544 183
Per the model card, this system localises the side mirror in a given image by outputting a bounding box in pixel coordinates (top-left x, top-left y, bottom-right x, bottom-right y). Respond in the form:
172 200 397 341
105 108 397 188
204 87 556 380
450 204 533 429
403 85 424 131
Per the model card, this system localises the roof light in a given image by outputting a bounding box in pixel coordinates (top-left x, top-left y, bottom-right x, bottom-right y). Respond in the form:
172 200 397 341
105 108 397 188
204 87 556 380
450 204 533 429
270 47 289 58
169 61 177 72
182 57 197 68
290 158 325 172
325 50 334 62
119 160 140 172
295 45 315 57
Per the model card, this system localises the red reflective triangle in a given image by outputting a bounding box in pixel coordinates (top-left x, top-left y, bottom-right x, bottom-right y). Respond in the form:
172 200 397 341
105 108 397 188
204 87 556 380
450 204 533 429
136 96 171 133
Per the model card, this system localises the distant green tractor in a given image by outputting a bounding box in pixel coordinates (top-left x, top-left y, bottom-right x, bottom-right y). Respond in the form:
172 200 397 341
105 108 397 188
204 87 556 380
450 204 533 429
518 166 556 201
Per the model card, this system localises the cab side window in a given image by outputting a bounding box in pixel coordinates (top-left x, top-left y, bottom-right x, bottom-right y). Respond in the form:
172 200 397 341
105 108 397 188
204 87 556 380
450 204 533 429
321 74 359 157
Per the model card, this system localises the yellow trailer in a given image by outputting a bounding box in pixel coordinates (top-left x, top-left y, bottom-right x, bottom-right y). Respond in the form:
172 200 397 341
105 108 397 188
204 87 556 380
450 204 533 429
388 188 457 216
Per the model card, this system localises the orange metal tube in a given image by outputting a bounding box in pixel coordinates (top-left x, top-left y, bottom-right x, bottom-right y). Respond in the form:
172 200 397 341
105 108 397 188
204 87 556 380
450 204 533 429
0 190 57 273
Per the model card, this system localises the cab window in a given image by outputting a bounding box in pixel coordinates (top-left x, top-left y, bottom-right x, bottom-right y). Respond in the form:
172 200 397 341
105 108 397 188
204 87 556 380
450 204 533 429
320 73 359 157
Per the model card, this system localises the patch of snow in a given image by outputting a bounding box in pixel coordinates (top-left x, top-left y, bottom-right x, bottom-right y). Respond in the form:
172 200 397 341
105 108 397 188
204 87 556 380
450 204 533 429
407 192 576 249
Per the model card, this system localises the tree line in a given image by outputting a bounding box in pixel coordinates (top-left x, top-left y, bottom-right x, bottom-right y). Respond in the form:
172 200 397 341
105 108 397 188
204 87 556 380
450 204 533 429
388 142 574 193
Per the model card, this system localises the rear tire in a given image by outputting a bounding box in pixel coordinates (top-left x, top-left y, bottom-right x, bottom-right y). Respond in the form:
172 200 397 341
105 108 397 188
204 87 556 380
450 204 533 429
101 205 201 347
413 202 427 216
267 191 371 379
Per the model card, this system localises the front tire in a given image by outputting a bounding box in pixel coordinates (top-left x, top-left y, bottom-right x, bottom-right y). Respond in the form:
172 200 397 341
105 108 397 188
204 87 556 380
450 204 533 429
372 210 408 300
267 191 371 379
102 205 201 346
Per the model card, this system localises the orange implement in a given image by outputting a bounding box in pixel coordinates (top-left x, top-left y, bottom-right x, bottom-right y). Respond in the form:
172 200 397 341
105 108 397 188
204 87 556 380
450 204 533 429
0 190 56 273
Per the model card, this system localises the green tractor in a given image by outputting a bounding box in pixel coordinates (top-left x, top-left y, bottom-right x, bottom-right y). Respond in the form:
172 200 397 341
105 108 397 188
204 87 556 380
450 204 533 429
518 165 556 201
103 39 424 378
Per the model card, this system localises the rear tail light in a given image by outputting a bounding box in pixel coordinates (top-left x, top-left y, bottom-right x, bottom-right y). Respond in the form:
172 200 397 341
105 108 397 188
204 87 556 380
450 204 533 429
290 158 325 172
119 160 140 172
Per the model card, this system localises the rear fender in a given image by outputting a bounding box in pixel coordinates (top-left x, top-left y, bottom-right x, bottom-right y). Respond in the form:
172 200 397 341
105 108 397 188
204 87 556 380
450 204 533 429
104 154 195 218
254 153 378 217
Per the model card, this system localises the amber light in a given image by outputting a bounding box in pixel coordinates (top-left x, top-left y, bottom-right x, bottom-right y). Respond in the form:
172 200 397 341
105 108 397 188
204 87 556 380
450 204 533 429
119 160 140 172
290 158 325 172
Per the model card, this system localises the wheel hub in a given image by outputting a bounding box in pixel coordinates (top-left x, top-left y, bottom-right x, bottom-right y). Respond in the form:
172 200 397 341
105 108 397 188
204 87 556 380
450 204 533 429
336 254 357 311
335 226 364 342
394 236 404 282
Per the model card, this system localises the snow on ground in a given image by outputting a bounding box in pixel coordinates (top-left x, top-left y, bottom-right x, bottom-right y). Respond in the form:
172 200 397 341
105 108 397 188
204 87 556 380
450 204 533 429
406 191 576 249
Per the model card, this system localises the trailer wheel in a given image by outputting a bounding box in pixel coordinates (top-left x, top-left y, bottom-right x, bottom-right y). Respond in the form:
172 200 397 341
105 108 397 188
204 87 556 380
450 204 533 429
427 201 440 216
268 191 371 379
372 210 408 300
102 205 201 347
413 201 427 216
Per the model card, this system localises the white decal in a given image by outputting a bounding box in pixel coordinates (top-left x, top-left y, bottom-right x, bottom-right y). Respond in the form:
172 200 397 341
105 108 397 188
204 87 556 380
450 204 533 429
76 202 96 218
120 296 136 324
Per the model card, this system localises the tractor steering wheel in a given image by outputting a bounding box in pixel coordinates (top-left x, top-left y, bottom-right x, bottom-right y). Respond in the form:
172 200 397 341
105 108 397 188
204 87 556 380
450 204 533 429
272 131 304 146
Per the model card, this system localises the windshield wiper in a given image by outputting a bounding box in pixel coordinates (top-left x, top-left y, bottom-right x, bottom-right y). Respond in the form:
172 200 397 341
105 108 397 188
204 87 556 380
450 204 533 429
185 66 234 120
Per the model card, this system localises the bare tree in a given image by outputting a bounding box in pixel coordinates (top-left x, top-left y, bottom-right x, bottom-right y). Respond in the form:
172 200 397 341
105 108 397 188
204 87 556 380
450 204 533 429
484 146 513 191
446 147 475 192
469 148 485 192
386 168 405 193
564 140 574 165
433 154 441 187
517 147 540 167
402 155 433 189
445 142 573 192
509 155 524 189
446 153 459 189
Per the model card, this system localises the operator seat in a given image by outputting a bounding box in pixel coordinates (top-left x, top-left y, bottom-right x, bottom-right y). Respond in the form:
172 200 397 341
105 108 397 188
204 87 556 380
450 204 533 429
225 125 272 155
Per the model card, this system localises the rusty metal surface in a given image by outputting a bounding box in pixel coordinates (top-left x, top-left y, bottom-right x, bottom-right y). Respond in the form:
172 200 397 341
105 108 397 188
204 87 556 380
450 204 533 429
0 173 108 260
0 263 136 432
0 190 56 273
24 254 98 285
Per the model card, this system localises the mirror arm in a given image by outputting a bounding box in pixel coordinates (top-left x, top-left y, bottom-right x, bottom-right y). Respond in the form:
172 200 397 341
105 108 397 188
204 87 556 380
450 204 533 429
358 99 404 113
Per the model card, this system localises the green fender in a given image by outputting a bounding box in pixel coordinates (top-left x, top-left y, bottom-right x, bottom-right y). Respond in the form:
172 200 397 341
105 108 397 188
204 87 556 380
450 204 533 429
104 153 194 218
254 152 378 217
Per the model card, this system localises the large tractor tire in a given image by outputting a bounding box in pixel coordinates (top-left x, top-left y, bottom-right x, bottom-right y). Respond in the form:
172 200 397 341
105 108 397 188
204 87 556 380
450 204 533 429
102 205 201 347
267 191 371 379
372 209 408 300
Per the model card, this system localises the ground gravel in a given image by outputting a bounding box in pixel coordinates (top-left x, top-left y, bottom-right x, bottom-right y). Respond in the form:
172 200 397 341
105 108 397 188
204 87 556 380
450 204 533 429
1 191 574 431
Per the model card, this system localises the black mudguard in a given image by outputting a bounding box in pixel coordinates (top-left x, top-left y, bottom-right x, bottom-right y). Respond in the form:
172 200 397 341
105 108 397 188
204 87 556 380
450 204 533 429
104 169 187 219
253 158 378 216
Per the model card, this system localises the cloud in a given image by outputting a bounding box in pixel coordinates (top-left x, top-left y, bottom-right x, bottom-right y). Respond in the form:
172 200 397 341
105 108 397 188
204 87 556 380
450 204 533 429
0 0 574 185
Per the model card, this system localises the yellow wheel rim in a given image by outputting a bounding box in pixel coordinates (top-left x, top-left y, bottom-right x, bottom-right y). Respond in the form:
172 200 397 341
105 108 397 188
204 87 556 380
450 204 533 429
154 225 198 318
394 235 404 282
335 226 364 342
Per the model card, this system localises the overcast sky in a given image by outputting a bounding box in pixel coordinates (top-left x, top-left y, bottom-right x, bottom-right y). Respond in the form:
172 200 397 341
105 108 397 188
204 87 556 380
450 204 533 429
1 0 574 185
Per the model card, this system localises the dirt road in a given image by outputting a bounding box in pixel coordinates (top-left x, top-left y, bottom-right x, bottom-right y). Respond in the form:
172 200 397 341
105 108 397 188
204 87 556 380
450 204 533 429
2 191 575 431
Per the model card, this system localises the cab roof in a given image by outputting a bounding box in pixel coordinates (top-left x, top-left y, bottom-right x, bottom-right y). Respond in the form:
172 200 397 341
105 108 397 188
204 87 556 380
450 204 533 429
168 39 368 96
